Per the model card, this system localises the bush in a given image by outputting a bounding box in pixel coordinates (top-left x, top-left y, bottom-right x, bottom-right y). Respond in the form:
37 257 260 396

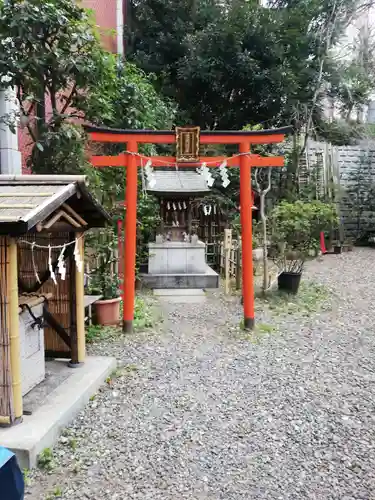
270 200 338 271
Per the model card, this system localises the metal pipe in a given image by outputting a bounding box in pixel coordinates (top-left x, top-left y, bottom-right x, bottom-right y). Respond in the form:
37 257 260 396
0 87 22 175
116 0 124 56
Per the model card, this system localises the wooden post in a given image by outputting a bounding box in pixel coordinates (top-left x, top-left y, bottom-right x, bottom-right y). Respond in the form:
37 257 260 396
8 238 22 421
236 236 241 290
75 233 85 364
224 228 232 295
160 197 165 234
123 142 138 333
117 218 123 284
239 142 255 330
187 198 192 236
69 242 79 367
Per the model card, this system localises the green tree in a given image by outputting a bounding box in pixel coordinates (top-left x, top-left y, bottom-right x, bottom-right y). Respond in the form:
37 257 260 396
128 0 365 131
0 0 117 174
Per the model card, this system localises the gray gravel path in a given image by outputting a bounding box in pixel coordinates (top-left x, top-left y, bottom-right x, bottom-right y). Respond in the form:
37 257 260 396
27 249 375 499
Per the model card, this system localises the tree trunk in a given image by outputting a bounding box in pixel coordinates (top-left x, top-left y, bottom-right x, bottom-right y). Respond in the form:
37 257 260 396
260 192 268 295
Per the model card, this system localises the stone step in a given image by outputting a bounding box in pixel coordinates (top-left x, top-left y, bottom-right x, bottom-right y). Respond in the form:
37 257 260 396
153 289 205 296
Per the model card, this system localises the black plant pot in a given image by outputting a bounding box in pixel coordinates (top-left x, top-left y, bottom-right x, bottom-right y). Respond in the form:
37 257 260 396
278 272 302 294
334 245 342 254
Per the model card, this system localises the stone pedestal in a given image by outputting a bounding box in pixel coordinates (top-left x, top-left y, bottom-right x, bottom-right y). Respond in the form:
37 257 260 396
149 240 207 274
143 240 219 289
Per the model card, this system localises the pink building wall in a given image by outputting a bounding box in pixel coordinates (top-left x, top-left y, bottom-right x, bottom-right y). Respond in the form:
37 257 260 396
19 0 121 173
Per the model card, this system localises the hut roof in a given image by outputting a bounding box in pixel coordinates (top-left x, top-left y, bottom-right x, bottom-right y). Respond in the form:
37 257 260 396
0 175 110 235
146 169 210 195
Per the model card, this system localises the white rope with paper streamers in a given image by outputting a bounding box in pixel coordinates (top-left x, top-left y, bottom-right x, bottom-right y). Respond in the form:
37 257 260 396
218 160 230 188
121 150 270 190
122 150 255 167
19 234 84 250
20 235 85 286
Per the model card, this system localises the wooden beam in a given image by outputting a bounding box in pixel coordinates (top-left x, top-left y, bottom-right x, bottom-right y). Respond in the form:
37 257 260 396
89 132 175 144
0 216 26 220
43 308 71 348
62 204 88 227
0 204 37 209
42 210 82 230
45 350 70 359
0 193 51 197
91 154 127 167
37 222 86 233
18 292 53 313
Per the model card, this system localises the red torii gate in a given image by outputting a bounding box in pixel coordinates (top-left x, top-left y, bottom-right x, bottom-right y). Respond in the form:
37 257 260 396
85 125 292 332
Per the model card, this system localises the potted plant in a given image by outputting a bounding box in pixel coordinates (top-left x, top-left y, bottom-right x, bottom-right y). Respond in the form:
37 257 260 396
333 242 342 254
270 200 338 294
86 228 121 326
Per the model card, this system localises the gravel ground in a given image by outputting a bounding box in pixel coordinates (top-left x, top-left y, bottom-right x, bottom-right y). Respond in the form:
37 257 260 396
27 248 375 499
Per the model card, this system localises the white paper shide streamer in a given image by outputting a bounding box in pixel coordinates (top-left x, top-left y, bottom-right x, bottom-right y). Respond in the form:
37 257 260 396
48 245 57 285
31 242 41 284
196 163 214 188
219 160 230 188
203 205 212 216
144 160 156 189
57 244 67 281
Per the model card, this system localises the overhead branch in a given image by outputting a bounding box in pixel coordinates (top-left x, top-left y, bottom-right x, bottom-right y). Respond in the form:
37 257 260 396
60 83 77 115
16 87 37 143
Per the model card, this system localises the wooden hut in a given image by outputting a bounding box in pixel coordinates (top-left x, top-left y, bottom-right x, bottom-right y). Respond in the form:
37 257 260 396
0 175 109 426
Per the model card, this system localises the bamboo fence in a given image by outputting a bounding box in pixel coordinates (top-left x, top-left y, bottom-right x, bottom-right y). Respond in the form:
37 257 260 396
0 236 14 423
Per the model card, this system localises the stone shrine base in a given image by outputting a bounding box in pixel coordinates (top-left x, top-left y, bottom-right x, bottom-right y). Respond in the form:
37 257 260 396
143 240 219 289
141 266 219 289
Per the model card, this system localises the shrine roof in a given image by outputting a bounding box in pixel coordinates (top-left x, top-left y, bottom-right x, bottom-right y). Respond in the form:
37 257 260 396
0 175 110 235
146 169 210 195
